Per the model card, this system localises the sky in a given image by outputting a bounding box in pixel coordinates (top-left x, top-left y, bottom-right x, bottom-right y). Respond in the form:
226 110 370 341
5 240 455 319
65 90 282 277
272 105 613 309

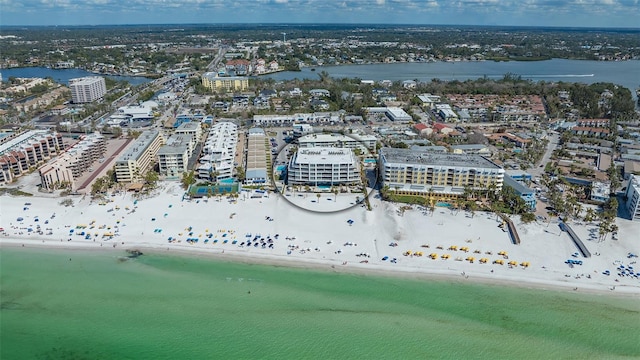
1 0 639 28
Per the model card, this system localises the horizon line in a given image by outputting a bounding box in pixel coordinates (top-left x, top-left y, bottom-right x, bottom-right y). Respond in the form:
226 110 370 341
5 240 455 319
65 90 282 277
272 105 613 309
1 23 639 31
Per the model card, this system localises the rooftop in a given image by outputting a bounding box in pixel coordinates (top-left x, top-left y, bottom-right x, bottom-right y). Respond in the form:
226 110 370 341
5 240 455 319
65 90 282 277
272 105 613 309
380 147 501 169
158 134 191 156
591 181 611 198
0 130 53 155
69 76 103 85
176 122 201 131
503 175 534 195
294 147 356 165
117 130 160 163
298 133 377 144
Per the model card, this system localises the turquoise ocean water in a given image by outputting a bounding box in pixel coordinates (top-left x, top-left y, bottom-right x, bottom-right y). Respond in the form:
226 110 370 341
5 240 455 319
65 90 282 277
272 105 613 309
1 248 639 359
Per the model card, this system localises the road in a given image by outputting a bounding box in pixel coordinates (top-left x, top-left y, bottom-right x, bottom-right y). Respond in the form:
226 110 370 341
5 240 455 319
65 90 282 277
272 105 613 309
206 48 227 73
528 132 559 178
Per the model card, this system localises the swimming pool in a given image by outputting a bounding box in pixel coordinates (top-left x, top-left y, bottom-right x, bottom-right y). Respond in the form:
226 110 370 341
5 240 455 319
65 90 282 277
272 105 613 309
436 202 452 207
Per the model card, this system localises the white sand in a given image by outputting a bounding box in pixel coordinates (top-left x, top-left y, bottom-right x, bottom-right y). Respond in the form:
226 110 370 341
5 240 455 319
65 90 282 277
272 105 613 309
2 183 639 295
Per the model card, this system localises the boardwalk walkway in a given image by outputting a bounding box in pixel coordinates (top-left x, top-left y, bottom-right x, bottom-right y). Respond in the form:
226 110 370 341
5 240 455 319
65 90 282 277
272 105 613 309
498 213 521 245
560 222 591 258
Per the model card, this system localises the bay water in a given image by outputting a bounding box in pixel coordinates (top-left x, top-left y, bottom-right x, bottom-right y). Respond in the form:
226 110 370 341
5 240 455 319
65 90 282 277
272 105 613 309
267 59 640 102
1 248 639 359
0 67 152 86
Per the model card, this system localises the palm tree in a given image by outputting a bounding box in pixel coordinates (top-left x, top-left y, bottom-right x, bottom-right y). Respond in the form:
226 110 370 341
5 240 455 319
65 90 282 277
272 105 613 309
316 193 321 204
462 185 473 201
428 201 435 217
467 201 478 218
583 208 596 223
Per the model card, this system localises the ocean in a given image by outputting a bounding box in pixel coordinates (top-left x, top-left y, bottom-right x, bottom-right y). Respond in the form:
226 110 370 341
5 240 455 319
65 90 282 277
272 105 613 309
1 247 638 359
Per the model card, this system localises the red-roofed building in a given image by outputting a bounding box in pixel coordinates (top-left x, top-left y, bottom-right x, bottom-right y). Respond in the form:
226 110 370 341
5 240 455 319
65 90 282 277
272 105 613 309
433 123 454 135
413 123 432 136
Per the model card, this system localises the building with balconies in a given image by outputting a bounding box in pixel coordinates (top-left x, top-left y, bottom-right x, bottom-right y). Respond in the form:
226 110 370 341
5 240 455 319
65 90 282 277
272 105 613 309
197 122 238 181
202 73 249 92
157 134 193 178
379 148 504 200
287 147 361 186
39 132 106 191
624 175 640 221
69 76 107 103
114 130 164 183
0 130 64 185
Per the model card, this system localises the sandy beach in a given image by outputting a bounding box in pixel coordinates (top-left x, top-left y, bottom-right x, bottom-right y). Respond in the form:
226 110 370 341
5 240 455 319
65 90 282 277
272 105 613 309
2 183 639 295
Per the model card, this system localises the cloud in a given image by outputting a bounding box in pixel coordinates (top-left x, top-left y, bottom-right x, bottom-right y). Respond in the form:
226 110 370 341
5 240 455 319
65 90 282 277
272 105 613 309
0 0 638 26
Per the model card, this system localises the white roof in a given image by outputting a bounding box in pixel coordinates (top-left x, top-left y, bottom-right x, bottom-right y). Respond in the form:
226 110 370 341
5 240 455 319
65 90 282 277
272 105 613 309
293 147 356 165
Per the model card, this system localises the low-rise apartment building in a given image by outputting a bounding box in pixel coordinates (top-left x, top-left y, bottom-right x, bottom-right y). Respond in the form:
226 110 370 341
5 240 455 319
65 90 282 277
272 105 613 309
253 112 341 126
197 122 238 181
298 133 377 152
503 175 536 211
245 128 268 185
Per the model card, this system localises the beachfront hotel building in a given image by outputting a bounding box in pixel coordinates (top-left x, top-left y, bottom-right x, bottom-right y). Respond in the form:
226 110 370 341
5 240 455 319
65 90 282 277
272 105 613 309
39 132 106 191
624 175 640 221
69 76 107 103
379 148 504 200
287 147 361 186
157 134 193 178
298 133 377 153
0 130 64 185
197 122 238 181
202 73 249 92
114 130 164 183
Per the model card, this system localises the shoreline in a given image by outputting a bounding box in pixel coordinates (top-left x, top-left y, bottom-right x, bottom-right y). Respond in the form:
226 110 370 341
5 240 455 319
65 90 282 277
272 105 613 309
3 238 637 298
2 183 638 299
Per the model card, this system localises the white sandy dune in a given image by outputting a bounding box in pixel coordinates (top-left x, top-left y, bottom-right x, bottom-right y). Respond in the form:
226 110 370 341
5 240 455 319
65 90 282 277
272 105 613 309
2 183 639 295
